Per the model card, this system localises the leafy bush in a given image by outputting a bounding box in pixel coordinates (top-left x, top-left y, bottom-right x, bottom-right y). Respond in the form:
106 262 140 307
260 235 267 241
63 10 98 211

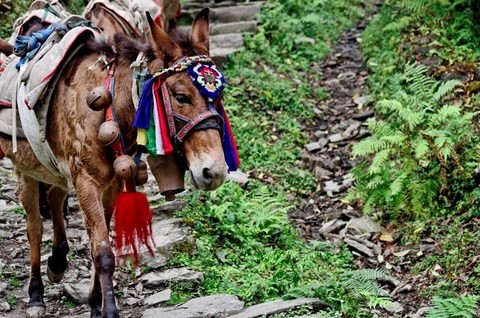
347 64 480 218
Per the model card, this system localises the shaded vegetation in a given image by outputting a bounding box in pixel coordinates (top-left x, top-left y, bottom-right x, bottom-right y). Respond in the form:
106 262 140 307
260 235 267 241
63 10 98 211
350 0 480 306
169 0 390 316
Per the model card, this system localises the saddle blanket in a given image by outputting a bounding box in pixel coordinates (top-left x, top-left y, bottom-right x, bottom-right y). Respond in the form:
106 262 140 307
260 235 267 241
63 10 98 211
0 26 97 138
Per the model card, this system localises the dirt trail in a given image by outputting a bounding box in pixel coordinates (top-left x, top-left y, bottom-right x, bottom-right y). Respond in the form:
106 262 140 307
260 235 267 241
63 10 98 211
291 7 429 318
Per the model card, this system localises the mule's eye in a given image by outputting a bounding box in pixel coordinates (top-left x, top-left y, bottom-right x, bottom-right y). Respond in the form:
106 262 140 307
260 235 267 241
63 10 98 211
175 94 191 104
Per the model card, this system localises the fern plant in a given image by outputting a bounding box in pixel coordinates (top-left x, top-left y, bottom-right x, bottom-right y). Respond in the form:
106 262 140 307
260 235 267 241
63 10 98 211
427 295 479 318
286 268 396 312
347 63 480 218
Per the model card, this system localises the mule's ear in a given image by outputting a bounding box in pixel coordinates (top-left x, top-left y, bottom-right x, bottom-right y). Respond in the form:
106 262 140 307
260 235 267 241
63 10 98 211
0 39 13 56
146 12 182 61
190 8 210 55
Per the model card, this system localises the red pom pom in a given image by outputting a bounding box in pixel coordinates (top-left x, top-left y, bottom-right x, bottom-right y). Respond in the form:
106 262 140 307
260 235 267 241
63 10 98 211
0 146 4 159
114 191 155 264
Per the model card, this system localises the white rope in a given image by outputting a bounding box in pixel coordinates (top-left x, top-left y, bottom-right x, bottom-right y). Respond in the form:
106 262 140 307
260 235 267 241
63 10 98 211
130 52 147 111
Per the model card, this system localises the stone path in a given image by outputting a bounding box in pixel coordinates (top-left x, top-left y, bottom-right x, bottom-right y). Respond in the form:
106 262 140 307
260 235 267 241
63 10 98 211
0 154 321 317
180 0 263 65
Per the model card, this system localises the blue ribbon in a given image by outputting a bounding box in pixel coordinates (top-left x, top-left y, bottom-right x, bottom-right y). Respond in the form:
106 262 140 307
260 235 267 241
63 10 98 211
14 23 68 69
133 77 155 129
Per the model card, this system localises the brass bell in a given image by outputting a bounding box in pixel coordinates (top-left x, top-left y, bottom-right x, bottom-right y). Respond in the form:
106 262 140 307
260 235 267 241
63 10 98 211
98 121 120 147
134 160 149 185
87 86 112 111
113 155 138 180
147 155 185 201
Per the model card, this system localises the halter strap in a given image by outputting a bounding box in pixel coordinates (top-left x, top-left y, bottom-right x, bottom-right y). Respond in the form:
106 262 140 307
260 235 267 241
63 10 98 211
160 82 223 144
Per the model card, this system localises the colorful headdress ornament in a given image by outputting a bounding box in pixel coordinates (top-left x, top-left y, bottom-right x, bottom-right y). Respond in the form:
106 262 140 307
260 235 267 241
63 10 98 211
134 55 240 171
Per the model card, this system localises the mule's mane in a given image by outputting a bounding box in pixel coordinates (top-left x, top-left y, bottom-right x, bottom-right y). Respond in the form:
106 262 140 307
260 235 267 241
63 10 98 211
86 26 198 65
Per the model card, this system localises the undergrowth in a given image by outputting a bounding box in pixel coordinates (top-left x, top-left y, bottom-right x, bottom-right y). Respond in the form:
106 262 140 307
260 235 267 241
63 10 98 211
0 0 389 316
352 0 480 307
170 0 387 317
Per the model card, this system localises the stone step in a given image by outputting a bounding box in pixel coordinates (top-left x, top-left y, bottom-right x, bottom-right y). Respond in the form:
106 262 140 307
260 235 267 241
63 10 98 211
182 0 236 10
211 20 257 35
182 0 263 10
181 2 263 24
211 47 242 65
211 33 244 49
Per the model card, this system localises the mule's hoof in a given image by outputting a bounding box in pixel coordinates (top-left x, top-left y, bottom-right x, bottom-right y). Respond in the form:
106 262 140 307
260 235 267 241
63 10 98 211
47 264 65 283
26 306 46 318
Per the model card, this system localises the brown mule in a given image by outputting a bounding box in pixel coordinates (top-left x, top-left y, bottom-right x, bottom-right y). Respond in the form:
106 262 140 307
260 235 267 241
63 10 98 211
84 0 181 39
0 9 227 318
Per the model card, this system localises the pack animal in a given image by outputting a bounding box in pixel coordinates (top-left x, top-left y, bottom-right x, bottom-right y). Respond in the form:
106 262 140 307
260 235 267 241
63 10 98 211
0 9 228 318
83 0 181 39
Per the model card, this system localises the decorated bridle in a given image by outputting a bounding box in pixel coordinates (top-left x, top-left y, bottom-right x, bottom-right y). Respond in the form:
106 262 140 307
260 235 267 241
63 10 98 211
134 54 240 171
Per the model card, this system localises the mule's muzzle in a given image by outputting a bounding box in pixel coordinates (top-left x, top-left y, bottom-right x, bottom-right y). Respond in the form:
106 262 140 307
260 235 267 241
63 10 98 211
189 159 227 191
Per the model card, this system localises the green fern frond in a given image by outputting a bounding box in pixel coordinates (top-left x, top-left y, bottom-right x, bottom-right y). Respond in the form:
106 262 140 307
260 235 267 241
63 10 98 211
433 80 463 102
377 99 404 113
431 105 462 125
368 149 390 175
404 62 429 78
427 295 479 318
390 172 407 196
366 176 388 190
380 133 406 146
348 269 396 283
352 137 390 157
414 137 430 159
382 16 412 32
400 0 429 12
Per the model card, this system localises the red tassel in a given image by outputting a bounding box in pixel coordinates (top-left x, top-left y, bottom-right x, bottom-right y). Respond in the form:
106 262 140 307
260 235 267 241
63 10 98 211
114 189 155 265
0 146 4 159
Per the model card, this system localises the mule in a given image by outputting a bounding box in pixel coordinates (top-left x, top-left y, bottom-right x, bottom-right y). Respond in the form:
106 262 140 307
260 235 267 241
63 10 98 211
0 8 227 318
83 0 181 39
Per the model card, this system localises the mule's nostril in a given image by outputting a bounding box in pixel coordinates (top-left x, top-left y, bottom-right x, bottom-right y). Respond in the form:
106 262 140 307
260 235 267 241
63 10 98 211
203 168 213 179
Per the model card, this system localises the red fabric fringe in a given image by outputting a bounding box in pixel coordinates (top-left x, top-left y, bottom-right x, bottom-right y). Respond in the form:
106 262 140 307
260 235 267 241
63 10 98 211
0 146 4 159
114 191 155 264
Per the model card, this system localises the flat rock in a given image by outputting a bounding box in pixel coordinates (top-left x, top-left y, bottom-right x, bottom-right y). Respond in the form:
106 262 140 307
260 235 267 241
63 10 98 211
0 301 10 312
226 170 249 186
323 180 342 195
151 200 187 215
143 294 244 318
141 268 204 288
229 298 325 318
347 216 382 234
144 289 172 306
305 142 320 152
63 283 89 304
152 218 193 251
328 133 344 143
344 238 374 257
386 301 405 313
0 282 7 294
342 121 362 139
142 253 168 270
320 219 346 234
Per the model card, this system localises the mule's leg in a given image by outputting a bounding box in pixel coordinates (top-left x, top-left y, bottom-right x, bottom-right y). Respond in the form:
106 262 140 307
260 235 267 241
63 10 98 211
89 181 119 318
46 186 69 283
17 172 46 318
75 175 118 318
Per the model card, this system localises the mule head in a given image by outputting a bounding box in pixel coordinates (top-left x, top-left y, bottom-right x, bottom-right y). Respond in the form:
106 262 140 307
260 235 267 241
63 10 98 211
148 9 228 191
